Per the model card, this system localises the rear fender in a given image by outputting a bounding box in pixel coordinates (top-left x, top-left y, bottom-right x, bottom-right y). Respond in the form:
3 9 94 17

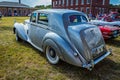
42 32 83 66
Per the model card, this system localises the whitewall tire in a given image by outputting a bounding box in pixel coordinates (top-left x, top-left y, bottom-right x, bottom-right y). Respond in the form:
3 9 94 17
46 46 59 64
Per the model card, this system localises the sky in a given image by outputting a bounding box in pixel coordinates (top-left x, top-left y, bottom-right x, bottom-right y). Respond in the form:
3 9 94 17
0 0 52 7
0 0 120 7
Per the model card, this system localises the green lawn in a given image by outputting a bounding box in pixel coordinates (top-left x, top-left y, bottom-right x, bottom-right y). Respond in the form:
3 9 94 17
0 17 120 80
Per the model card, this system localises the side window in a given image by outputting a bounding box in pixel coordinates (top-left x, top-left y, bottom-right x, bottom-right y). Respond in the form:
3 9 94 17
37 13 48 25
30 13 36 23
81 16 88 22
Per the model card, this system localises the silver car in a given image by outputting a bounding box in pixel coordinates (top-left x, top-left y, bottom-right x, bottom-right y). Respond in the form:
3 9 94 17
13 9 111 70
90 19 120 27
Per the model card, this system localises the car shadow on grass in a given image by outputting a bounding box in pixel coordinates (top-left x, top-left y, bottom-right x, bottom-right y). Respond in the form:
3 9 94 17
105 38 120 47
16 41 120 80
14 40 45 57
51 58 120 80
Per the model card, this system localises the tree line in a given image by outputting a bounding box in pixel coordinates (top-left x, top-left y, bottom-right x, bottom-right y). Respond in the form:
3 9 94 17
110 4 120 8
35 5 52 9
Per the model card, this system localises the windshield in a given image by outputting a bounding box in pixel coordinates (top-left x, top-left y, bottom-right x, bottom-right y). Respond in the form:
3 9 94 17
69 15 88 23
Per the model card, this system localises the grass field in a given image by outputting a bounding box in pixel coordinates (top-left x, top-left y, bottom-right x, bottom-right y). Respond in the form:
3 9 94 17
0 17 120 80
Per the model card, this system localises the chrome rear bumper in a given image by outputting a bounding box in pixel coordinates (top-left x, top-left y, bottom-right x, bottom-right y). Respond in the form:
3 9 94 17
82 51 111 71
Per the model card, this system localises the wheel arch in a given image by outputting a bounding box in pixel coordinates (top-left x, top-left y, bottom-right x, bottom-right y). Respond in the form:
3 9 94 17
43 38 65 61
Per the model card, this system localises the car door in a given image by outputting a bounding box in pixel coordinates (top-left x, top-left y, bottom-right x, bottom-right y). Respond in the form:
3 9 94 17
29 12 50 49
28 12 38 45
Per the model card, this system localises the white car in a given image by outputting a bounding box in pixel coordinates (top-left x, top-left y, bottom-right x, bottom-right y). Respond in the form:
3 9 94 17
90 20 120 27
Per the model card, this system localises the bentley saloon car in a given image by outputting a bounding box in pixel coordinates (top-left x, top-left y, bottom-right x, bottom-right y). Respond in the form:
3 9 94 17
13 9 111 70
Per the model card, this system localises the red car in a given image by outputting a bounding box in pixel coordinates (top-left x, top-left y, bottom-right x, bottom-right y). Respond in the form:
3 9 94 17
98 25 120 39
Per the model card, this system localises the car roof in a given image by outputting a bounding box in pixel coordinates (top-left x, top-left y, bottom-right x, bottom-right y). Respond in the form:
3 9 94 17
34 9 84 15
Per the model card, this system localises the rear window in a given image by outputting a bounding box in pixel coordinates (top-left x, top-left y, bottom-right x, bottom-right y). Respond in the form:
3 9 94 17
69 15 88 23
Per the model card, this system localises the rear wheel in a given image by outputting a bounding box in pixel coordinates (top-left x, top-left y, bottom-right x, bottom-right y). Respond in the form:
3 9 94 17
46 46 59 64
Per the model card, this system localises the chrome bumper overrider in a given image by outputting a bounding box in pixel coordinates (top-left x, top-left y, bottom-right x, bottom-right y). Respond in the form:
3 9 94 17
82 51 111 71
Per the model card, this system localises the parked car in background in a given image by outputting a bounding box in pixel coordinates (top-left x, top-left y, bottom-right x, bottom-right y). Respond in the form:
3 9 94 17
28 13 31 17
91 12 120 27
90 20 120 27
98 25 120 39
13 9 111 70
103 12 120 22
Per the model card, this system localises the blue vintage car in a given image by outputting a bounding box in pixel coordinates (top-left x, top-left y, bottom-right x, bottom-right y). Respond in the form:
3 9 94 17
13 9 111 70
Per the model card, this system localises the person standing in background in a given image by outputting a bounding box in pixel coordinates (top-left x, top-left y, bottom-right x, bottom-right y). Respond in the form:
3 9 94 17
88 12 93 20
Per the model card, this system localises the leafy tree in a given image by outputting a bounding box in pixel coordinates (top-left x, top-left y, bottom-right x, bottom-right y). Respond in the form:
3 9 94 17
109 4 120 13
46 5 52 9
109 4 120 8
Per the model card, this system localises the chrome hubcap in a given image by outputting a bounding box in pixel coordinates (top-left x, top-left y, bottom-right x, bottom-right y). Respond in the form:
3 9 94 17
46 46 59 64
49 48 56 58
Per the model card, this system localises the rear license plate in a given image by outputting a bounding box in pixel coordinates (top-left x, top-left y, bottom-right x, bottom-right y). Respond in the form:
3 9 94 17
97 45 104 54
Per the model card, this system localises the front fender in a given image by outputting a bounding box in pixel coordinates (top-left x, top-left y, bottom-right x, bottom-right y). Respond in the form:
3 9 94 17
42 32 83 67
14 23 28 41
